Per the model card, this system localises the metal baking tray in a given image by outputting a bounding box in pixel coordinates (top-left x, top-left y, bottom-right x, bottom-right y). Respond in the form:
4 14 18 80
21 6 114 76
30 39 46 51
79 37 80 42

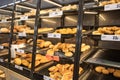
85 49 120 69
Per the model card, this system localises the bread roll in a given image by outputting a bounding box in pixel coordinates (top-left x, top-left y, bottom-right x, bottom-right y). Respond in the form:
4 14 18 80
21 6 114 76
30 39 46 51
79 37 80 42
14 58 22 65
21 59 29 67
95 66 105 73
113 70 120 78
102 69 109 75
107 68 115 73
65 52 73 57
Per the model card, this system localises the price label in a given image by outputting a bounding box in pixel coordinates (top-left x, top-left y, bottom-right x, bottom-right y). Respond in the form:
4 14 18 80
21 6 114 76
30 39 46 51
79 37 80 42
20 15 28 20
46 55 60 61
43 75 54 80
1 19 7 22
18 32 26 37
104 3 120 11
15 65 23 70
16 49 24 53
48 33 61 38
0 46 4 49
0 58 3 62
101 35 120 41
49 11 63 17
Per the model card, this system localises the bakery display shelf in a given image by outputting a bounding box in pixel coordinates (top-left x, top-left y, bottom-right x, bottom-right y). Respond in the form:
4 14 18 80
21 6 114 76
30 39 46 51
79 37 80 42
79 68 120 80
84 49 120 69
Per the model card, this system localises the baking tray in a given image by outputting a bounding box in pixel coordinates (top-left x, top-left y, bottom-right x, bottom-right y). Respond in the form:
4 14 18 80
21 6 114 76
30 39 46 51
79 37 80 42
85 49 120 69
79 68 120 80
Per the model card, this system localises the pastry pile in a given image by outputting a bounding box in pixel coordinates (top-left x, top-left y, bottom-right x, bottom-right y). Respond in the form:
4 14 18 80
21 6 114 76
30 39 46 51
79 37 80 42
92 26 120 35
54 28 86 34
46 43 90 57
95 66 120 78
14 53 51 68
48 64 83 80
100 0 120 6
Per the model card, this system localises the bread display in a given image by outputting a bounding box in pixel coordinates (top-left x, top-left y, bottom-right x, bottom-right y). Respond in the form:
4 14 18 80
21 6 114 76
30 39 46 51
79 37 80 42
99 0 120 6
54 28 86 34
95 66 120 78
46 43 90 57
92 26 120 35
14 53 51 68
0 28 10 33
48 64 83 80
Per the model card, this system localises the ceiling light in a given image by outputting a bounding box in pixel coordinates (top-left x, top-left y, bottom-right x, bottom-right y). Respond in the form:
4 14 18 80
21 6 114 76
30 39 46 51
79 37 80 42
44 0 62 7
42 19 56 24
66 17 77 23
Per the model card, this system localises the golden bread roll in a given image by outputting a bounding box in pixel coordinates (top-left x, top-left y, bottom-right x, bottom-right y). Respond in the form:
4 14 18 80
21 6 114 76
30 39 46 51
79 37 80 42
0 28 9 33
26 58 32 63
0 73 5 78
21 59 29 67
35 54 42 60
0 70 3 74
102 69 109 75
113 70 120 78
46 49 54 56
107 68 115 73
65 52 73 57
14 58 22 65
44 41 52 47
21 54 27 58
26 54 32 58
95 66 105 73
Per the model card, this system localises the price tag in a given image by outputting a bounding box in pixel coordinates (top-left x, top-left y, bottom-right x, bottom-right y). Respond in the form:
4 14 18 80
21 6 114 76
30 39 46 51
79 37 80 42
46 55 60 61
0 58 3 62
48 33 61 38
20 15 28 20
1 19 7 22
0 46 4 49
16 49 24 53
43 75 54 80
101 35 120 41
46 55 53 60
104 3 120 11
15 65 23 70
49 11 63 17
53 56 60 61
18 32 26 37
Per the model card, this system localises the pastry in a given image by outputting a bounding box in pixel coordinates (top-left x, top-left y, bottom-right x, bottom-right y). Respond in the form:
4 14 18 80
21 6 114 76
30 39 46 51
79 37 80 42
46 49 54 56
44 41 52 47
65 52 73 57
21 54 27 58
0 28 9 33
107 68 115 73
14 58 22 65
95 66 105 73
113 70 120 78
102 69 109 75
26 58 32 62
36 54 42 60
21 59 29 67
0 70 3 74
0 73 5 78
